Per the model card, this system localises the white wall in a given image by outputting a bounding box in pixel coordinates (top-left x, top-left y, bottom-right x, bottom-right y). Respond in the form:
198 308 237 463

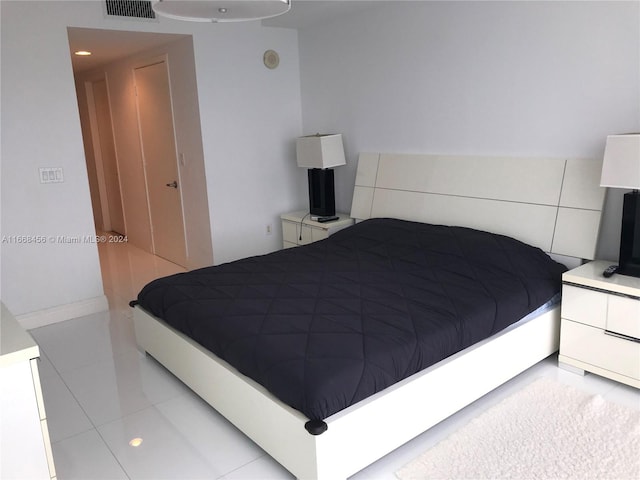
1 1 106 320
298 0 640 262
1 0 303 319
194 26 306 264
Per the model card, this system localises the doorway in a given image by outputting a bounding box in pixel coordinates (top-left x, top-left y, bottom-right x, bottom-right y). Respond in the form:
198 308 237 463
70 28 213 272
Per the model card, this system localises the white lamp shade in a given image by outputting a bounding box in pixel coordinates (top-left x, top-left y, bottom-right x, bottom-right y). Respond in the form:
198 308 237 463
600 134 640 189
296 134 346 169
152 0 290 22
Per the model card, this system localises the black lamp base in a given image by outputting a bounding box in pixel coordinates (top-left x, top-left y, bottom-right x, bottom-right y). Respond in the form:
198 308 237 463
617 190 640 278
308 168 336 217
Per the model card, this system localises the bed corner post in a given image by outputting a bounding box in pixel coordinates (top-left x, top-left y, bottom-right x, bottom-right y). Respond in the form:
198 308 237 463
304 420 328 435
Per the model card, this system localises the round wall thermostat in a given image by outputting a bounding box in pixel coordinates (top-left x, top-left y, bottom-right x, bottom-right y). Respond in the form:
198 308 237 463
263 50 279 69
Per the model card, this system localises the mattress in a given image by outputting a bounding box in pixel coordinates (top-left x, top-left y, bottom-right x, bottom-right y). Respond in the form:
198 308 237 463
135 218 567 421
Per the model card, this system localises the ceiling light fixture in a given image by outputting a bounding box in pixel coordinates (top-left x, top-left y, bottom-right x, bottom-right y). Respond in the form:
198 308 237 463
151 0 291 23
129 437 144 447
74 50 92 56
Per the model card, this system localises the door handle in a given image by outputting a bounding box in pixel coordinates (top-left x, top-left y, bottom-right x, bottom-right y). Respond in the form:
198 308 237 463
166 181 178 189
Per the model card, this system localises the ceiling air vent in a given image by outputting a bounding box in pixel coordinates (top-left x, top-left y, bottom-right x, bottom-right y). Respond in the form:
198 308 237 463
105 0 156 19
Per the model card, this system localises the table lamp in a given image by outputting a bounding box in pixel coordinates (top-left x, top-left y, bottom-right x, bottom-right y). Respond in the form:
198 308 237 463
296 134 346 220
600 133 640 277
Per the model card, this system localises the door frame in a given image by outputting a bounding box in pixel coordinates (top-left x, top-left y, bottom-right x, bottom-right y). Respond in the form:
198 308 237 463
85 73 126 234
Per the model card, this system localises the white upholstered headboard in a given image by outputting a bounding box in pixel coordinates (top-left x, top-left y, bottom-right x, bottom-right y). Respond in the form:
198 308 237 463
350 153 605 260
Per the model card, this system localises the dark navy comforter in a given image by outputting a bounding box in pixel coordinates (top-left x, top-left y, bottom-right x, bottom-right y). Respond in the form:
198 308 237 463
136 218 566 420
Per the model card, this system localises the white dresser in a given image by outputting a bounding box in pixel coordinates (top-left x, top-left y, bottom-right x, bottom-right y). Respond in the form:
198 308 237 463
280 210 354 249
1 302 56 479
559 260 640 388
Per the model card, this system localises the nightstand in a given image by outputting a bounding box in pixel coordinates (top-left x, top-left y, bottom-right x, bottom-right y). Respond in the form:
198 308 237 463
280 210 354 248
558 260 640 388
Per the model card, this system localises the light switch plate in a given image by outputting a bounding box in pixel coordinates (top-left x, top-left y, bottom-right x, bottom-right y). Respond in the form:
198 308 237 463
39 167 64 184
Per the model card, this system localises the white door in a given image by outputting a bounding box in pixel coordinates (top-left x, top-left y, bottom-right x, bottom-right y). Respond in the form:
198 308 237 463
92 79 126 235
134 60 187 267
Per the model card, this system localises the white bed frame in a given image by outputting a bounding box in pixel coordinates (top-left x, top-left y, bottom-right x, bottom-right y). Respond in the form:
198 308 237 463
133 153 605 479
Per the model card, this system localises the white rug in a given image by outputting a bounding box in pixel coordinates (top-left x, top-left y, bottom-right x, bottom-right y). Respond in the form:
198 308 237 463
396 378 640 480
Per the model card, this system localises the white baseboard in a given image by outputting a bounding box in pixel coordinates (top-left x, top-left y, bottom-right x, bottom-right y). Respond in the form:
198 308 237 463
16 295 109 330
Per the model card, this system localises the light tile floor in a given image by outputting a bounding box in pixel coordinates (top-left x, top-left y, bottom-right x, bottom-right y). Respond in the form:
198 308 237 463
30 239 639 479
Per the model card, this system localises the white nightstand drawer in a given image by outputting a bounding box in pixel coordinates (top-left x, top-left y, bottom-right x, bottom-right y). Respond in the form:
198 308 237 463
562 284 607 329
311 229 329 243
283 222 329 246
607 295 640 340
282 221 298 244
560 319 640 381
299 226 314 245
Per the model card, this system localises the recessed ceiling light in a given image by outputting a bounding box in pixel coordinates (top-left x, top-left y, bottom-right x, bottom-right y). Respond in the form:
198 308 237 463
74 51 92 56
129 437 143 447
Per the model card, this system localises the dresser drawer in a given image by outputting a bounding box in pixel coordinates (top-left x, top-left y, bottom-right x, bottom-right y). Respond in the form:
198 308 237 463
560 319 640 381
607 295 640 340
561 285 607 329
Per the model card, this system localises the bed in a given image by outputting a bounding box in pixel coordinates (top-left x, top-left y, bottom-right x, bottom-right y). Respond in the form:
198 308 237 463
132 153 605 479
